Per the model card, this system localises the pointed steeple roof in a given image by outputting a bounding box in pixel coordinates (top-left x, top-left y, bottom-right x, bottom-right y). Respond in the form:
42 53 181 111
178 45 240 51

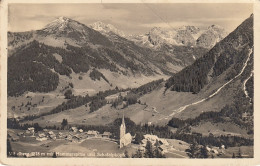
122 111 125 126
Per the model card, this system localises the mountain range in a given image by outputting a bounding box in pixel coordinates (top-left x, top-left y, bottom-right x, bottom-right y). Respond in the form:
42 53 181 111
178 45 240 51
8 14 254 132
8 16 210 97
88 21 227 49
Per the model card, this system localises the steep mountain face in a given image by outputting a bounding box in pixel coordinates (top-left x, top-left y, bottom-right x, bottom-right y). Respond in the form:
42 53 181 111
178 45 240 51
127 25 227 49
196 25 228 48
147 27 179 47
165 14 253 94
8 17 208 97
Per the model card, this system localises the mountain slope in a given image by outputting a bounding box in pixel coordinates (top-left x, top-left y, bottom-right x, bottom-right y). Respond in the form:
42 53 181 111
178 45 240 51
135 14 253 125
89 22 208 68
8 17 112 50
8 17 207 97
165 14 253 94
196 25 227 48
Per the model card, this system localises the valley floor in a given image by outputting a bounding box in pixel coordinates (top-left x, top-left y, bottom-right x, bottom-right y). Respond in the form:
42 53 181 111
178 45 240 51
7 129 253 158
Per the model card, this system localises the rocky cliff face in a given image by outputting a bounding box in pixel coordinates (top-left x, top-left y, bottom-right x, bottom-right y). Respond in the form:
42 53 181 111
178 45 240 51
127 25 227 49
90 21 125 37
196 25 228 48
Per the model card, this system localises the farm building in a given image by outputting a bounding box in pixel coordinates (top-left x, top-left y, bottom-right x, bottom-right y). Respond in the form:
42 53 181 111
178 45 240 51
102 132 112 138
87 130 99 137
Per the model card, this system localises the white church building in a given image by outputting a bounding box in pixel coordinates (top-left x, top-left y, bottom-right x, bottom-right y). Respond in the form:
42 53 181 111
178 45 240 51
119 114 132 148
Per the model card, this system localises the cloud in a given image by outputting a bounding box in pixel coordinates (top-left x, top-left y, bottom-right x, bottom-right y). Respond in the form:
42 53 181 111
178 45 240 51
139 22 203 30
8 3 253 34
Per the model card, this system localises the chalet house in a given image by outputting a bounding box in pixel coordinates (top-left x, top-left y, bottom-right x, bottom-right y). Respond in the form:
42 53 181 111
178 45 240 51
105 95 119 103
139 146 145 152
38 133 46 138
141 134 170 153
242 112 250 120
72 135 81 142
87 130 99 137
102 132 111 138
25 127 35 136
17 132 24 136
11 136 19 142
70 127 78 133
79 129 84 133
65 135 72 141
36 137 48 141
57 132 64 139
28 127 34 132
48 131 56 140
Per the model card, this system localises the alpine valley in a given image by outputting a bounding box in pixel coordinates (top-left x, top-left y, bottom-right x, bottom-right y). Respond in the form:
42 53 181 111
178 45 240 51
7 14 254 158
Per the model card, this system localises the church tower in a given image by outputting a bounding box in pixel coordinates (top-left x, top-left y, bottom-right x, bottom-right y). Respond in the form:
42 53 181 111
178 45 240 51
120 113 126 148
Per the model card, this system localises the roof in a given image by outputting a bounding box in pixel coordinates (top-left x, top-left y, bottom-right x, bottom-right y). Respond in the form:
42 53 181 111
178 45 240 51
79 129 83 132
12 137 19 141
38 133 46 137
48 131 54 135
87 130 98 135
71 127 78 131
102 132 111 135
242 112 249 117
73 135 80 138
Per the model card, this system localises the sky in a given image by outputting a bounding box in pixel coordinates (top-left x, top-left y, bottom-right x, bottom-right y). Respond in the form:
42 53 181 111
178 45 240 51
8 3 253 35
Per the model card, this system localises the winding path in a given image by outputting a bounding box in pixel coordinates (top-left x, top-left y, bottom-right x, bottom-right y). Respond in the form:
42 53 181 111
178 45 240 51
243 71 253 103
168 48 253 117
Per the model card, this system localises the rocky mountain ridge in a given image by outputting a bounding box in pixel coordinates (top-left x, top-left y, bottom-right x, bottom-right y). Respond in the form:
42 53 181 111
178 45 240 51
127 25 227 49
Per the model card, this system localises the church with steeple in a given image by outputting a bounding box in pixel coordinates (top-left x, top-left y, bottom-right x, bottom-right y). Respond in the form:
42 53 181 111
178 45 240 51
119 113 132 148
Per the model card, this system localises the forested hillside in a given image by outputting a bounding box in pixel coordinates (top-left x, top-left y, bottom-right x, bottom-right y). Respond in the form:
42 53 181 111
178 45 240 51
165 15 253 94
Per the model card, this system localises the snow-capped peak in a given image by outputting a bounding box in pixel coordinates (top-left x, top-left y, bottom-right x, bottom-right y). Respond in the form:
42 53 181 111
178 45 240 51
90 21 125 37
42 16 87 34
58 16 69 22
44 16 70 30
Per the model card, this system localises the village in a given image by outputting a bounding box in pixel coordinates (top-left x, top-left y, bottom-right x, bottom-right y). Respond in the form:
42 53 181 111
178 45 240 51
7 116 230 158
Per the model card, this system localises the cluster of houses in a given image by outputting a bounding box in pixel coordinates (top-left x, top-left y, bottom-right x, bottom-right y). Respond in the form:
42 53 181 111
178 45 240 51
138 134 226 156
11 127 112 143
206 145 226 155
139 134 170 154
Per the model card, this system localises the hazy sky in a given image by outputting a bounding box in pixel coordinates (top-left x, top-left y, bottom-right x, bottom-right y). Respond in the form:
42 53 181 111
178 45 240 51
9 3 253 35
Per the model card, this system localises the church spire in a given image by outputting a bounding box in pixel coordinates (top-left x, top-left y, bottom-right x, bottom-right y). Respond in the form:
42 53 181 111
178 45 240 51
120 111 126 148
122 111 125 126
